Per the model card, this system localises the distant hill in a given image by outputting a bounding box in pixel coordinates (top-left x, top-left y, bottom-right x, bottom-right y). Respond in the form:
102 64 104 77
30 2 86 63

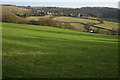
1 5 119 22
31 7 119 22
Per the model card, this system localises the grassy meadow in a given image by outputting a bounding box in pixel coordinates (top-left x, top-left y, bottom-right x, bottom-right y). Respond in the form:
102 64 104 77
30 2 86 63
2 5 31 14
53 16 99 23
95 21 118 30
53 16 98 31
23 16 119 33
25 15 51 21
2 22 118 78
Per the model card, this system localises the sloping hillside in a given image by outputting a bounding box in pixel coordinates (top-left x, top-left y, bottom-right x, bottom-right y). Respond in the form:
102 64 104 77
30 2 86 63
52 16 118 34
52 16 99 31
2 22 118 78
95 21 118 30
1 5 31 14
31 7 119 22
25 15 51 21
53 16 99 23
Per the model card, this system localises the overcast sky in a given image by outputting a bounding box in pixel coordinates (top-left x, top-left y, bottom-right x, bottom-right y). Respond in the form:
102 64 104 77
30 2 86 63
1 0 119 8
1 0 119 2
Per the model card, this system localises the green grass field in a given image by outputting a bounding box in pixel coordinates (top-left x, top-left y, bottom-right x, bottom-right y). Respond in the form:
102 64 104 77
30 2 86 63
52 16 118 33
2 22 118 78
25 16 118 32
70 23 85 31
25 15 51 21
52 16 99 31
95 21 118 30
87 17 98 20
53 16 99 23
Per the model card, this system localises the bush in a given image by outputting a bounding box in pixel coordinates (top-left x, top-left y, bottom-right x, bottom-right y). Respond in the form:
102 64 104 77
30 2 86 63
97 18 104 23
30 18 76 30
84 22 95 32
37 18 57 27
28 20 38 25
116 28 120 35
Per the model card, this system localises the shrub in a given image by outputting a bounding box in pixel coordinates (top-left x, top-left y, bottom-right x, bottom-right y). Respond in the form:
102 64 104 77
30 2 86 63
97 18 104 23
84 22 95 32
37 18 57 26
28 20 38 25
32 18 76 30
116 28 120 35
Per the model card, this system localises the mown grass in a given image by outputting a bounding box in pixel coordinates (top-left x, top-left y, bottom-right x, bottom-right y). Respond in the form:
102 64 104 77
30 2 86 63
2 22 118 78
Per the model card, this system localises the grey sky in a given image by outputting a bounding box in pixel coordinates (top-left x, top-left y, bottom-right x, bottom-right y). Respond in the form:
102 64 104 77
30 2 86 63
1 0 119 8
1 0 119 2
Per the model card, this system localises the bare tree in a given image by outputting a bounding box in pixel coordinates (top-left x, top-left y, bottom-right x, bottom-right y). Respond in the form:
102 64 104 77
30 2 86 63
84 22 94 32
